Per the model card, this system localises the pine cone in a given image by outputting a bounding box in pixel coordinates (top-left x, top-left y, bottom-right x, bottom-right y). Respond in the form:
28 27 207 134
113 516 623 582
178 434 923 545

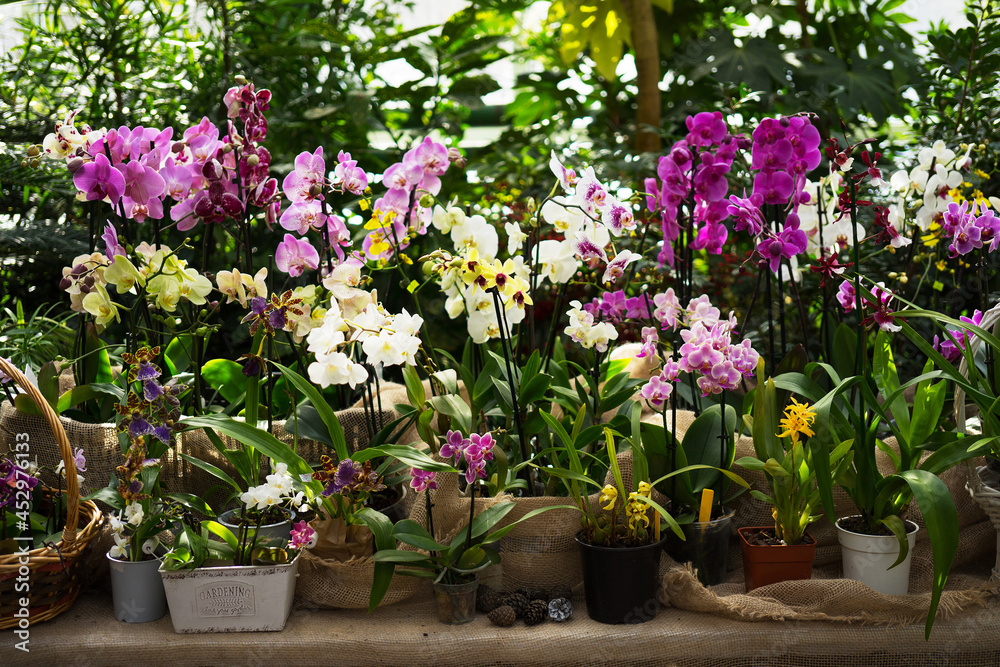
523 599 548 626
528 587 549 602
548 597 573 622
503 592 530 618
476 585 502 613
549 585 573 602
487 604 517 627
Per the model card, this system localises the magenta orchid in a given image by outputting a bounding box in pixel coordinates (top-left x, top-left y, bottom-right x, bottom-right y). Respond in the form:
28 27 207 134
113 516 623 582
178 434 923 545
74 153 125 203
409 468 438 493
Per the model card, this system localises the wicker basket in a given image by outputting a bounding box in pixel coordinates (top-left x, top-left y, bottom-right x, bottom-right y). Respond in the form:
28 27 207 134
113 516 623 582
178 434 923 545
0 358 104 628
954 303 1000 579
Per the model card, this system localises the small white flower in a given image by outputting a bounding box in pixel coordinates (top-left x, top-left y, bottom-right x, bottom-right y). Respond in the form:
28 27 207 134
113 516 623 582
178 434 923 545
124 502 144 527
109 533 128 559
109 512 125 534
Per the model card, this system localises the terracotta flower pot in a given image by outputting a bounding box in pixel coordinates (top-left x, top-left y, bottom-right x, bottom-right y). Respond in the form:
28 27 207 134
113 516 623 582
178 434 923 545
738 526 817 592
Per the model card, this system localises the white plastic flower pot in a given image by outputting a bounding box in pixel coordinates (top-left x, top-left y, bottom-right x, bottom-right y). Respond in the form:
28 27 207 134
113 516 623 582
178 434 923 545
158 553 299 633
218 508 292 547
836 516 918 595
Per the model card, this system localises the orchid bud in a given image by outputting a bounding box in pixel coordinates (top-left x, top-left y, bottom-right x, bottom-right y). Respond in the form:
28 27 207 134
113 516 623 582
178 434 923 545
26 145 40 157
447 147 466 168
171 141 185 153
82 275 95 288
245 153 260 167
71 263 87 277
29 159 40 168
20 159 27 168
66 157 85 173
526 197 536 214
418 194 434 208
779 116 790 127
308 183 323 198
234 74 248 86
58 276 73 291
79 283 92 295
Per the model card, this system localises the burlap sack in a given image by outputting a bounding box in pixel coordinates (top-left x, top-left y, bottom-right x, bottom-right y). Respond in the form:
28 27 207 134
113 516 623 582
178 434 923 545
638 409 1000 626
0 401 118 497
295 513 425 609
407 460 597 595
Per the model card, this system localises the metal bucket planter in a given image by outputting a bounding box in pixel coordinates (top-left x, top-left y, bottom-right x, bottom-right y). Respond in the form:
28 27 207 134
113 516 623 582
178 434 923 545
158 553 299 633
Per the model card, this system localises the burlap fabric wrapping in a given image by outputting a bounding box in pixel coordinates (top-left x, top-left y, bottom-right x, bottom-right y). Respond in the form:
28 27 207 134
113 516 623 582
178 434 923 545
647 409 1000 627
295 511 427 609
408 459 595 595
0 401 118 497
0 400 121 587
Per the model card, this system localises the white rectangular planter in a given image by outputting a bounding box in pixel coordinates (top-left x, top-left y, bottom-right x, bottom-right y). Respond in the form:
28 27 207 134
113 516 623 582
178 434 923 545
158 554 299 633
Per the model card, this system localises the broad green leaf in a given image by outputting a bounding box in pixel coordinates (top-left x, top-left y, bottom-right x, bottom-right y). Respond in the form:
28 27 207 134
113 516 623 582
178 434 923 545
273 362 348 460
201 359 246 407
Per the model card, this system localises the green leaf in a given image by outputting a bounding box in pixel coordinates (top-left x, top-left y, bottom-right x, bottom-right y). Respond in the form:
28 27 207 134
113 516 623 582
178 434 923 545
402 366 425 408
371 444 456 472
356 506 397 611
201 359 246 407
165 492 216 517
273 362 348 461
456 546 488 570
896 469 958 639
165 335 199 375
179 452 243 494
203 520 239 552
180 414 314 479
391 519 446 552
446 501 516 554
872 331 911 447
428 394 472 435
287 404 335 449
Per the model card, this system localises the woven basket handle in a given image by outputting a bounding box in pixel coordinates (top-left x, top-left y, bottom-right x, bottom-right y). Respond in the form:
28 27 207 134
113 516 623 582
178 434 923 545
0 357 79 545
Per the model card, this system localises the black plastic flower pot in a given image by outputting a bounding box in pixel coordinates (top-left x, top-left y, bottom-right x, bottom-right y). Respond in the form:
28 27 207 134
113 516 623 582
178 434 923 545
575 533 666 624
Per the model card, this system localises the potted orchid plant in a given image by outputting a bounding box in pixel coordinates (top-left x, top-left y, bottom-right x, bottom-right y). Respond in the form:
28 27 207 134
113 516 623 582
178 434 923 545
736 359 853 591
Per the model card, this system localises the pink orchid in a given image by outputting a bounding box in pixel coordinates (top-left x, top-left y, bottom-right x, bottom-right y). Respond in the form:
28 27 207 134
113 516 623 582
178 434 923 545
282 147 325 203
103 223 125 258
275 234 319 277
280 200 327 235
160 158 193 201
410 137 449 176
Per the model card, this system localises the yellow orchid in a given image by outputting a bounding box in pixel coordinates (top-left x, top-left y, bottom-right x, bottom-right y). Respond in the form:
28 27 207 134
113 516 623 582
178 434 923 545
625 498 649 531
460 248 489 289
217 268 250 307
599 484 618 511
777 397 816 444
637 481 652 498
104 255 145 293
81 283 120 328
146 274 182 312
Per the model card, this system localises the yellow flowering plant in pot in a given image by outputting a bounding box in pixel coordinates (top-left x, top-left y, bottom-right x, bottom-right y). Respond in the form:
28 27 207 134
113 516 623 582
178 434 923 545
736 359 853 590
